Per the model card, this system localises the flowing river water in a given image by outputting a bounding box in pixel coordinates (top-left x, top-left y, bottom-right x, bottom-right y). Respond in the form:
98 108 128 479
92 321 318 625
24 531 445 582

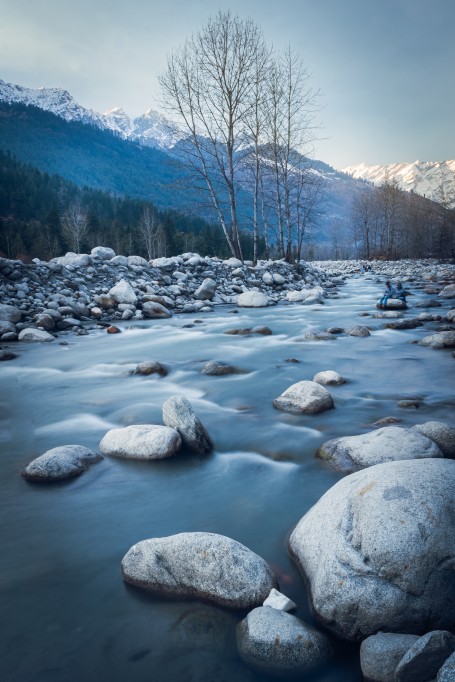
1 274 454 682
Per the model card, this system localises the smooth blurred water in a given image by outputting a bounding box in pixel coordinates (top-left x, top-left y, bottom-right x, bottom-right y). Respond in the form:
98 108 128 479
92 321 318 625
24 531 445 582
1 275 454 682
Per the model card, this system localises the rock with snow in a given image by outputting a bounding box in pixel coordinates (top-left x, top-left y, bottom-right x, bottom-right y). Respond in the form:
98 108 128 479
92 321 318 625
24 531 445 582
273 380 334 415
99 424 181 459
108 279 137 305
395 630 455 682
225 257 243 268
162 395 212 454
313 370 347 385
236 607 333 677
22 445 102 481
91 246 115 260
127 255 149 267
413 421 455 458
317 426 442 473
18 328 55 342
121 532 277 608
289 458 455 641
237 291 269 308
360 633 419 682
286 287 324 304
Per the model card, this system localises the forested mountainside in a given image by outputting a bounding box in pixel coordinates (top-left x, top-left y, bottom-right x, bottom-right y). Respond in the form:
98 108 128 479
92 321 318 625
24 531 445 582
0 150 247 260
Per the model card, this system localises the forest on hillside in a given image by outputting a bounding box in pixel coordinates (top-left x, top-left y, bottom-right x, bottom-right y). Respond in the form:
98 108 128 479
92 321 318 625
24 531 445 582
0 150 265 261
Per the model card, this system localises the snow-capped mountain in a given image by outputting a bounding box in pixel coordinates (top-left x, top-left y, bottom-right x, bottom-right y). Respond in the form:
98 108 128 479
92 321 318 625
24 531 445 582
0 78 108 129
0 78 175 150
342 160 455 209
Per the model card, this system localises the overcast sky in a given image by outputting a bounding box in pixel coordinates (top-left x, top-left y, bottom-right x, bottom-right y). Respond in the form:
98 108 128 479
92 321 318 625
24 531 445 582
1 0 453 169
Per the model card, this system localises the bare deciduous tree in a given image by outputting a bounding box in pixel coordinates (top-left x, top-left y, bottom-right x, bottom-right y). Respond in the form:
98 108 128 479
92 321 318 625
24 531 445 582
61 203 88 253
138 207 162 260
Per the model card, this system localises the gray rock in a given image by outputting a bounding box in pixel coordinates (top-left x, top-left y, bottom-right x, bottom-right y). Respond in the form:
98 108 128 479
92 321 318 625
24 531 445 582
0 320 16 335
273 380 334 414
22 445 102 481
317 426 443 473
99 424 181 459
347 325 371 337
439 284 455 299
194 278 217 301
121 532 277 609
133 361 168 377
162 395 212 454
360 632 418 682
304 329 336 341
288 459 455 641
18 328 55 342
313 370 348 385
108 279 137 305
236 606 333 677
262 588 296 612
413 422 455 457
395 630 455 682
376 298 407 310
201 360 245 375
437 651 455 681
91 246 115 260
141 301 172 318
420 331 455 348
0 303 21 323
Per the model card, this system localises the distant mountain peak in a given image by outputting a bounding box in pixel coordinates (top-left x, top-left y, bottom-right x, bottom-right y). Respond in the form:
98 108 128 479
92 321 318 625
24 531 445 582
342 159 455 208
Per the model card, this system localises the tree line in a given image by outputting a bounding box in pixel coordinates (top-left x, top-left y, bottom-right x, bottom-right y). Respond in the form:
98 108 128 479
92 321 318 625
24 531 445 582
349 177 455 260
0 150 265 261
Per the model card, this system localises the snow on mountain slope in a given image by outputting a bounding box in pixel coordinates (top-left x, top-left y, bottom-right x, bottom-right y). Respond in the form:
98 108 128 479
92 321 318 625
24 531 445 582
0 78 108 129
0 78 174 150
342 160 455 208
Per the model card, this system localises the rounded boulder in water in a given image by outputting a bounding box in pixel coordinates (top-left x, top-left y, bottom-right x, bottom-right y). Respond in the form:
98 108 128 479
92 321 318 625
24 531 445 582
289 459 455 641
121 532 277 609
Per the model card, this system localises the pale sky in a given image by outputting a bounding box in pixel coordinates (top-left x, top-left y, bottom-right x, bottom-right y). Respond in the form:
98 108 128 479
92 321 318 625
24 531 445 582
1 0 454 169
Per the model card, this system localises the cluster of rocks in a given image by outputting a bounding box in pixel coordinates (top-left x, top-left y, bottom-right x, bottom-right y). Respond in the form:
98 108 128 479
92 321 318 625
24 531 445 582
0 248 341 343
313 258 455 285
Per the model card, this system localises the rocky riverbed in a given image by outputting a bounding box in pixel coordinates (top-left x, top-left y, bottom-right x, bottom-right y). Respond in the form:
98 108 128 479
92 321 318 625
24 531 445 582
1 252 455 681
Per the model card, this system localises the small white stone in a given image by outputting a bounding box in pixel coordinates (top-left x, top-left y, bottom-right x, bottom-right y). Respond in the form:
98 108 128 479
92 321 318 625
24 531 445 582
263 588 296 612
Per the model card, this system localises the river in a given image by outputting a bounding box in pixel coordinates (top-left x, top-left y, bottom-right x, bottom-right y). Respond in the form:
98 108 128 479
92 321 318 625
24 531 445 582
1 273 454 682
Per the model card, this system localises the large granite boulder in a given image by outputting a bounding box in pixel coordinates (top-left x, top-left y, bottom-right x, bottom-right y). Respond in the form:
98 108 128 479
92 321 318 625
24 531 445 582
108 279 137 305
237 291 269 307
360 632 419 682
121 532 277 609
22 445 102 481
99 424 181 459
413 421 455 458
162 395 213 454
317 426 443 473
273 380 334 415
376 298 407 310
289 459 455 641
236 606 333 677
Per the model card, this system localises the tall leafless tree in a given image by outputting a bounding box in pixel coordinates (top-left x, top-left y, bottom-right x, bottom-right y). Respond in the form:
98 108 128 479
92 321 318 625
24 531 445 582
160 11 269 260
61 203 88 253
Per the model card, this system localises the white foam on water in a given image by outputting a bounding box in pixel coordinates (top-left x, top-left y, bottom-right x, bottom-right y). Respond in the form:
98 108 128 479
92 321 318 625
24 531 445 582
35 414 116 436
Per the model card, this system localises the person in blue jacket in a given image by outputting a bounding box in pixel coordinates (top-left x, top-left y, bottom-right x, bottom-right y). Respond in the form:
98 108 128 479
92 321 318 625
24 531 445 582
394 280 407 302
379 280 393 309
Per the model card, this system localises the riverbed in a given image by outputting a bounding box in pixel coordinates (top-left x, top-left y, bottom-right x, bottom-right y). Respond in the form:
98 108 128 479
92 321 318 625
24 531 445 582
1 274 454 682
